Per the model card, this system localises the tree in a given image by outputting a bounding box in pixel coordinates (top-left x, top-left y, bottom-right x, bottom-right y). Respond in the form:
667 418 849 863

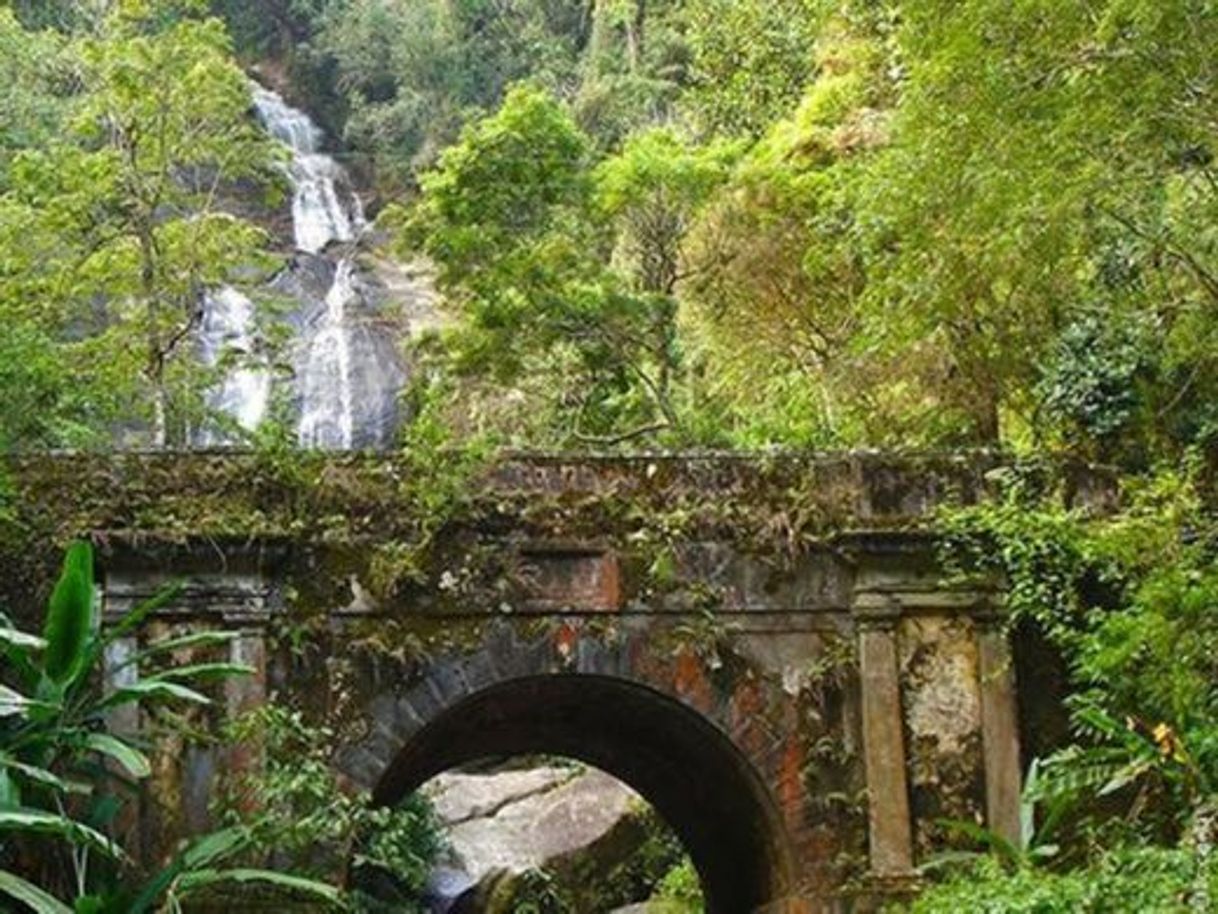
1 1 278 448
682 0 825 137
314 0 591 184
594 127 739 431
681 12 893 446
409 87 740 443
855 0 1218 448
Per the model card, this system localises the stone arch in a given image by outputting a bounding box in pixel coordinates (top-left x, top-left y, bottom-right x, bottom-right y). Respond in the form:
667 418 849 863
336 625 797 914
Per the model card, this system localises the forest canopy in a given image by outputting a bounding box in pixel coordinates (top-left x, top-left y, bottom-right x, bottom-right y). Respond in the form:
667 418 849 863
0 0 1212 464
219 0 1218 462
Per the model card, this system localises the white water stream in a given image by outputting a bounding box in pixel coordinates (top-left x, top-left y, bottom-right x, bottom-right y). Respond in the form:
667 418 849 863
195 286 271 445
251 85 365 255
200 83 387 449
298 259 357 449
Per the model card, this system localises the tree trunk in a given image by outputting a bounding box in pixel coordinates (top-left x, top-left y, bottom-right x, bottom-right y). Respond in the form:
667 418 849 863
151 386 167 450
137 219 167 449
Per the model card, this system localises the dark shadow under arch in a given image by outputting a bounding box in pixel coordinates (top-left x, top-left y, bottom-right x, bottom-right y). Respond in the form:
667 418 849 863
372 674 792 914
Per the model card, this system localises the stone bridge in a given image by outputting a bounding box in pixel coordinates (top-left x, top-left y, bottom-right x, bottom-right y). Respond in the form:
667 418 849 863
5 452 1112 913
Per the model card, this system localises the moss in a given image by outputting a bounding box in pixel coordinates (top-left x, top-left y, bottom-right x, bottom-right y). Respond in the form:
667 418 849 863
1 450 1066 636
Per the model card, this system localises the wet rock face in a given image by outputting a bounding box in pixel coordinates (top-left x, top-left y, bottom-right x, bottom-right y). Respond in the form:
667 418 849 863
197 84 423 450
423 766 651 913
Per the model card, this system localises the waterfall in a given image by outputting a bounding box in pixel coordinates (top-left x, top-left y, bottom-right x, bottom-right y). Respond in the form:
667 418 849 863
298 259 357 449
197 81 404 451
252 85 364 255
195 286 270 445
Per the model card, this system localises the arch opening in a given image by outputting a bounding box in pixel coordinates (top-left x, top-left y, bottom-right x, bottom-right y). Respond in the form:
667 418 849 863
372 674 792 914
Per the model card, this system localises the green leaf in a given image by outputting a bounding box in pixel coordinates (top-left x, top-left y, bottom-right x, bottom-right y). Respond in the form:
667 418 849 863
0 753 87 796
128 827 253 914
104 582 184 644
96 679 211 711
84 733 151 779
179 826 252 869
173 869 340 904
0 684 33 718
0 769 20 808
42 542 96 687
1020 757 1040 850
0 869 71 914
147 663 253 684
120 631 239 668
0 808 124 859
938 817 1022 867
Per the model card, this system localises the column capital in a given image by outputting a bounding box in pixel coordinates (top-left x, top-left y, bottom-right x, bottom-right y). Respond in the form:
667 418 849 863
970 592 1009 629
851 589 902 630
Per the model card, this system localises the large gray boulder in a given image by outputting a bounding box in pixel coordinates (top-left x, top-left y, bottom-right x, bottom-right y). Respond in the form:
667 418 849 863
423 765 651 913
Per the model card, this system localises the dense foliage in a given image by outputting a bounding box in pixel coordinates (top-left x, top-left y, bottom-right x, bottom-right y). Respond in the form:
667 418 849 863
929 461 1218 911
203 0 1218 457
0 543 338 912
1 0 279 450
904 847 1215 914
4 0 1214 458
214 704 443 913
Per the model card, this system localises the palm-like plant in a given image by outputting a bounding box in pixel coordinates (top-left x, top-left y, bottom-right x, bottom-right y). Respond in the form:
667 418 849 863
927 759 1067 873
0 541 339 913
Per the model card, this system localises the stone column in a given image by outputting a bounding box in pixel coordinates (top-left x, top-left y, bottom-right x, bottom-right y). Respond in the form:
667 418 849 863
102 637 141 737
977 610 1022 845
853 593 914 877
102 636 143 857
225 630 269 784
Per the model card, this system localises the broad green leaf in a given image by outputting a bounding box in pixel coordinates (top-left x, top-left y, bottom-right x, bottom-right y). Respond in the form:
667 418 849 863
179 826 251 869
96 679 210 711
104 581 185 644
0 769 20 808
0 869 71 914
0 753 87 796
42 542 95 686
84 733 151 779
0 808 124 859
0 685 32 718
173 868 340 904
148 663 253 683
127 827 253 914
119 631 239 668
1020 757 1040 850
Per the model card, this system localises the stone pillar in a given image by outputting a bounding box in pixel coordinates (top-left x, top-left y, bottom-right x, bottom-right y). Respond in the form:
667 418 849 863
102 636 142 857
102 637 140 737
226 631 267 719
977 611 1022 845
225 630 269 787
853 594 914 877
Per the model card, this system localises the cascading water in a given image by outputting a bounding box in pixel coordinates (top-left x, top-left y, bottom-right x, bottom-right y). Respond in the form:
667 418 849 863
198 81 405 450
252 85 364 255
298 259 357 449
195 286 271 445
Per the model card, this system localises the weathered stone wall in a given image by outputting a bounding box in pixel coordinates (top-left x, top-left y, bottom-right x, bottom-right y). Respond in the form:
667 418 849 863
1 452 1115 913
